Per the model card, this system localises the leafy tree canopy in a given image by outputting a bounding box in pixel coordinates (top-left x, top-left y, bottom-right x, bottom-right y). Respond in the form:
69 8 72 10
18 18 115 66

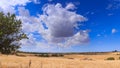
0 12 27 54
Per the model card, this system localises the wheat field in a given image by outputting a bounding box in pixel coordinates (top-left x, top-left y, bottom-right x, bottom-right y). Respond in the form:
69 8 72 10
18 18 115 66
0 52 120 68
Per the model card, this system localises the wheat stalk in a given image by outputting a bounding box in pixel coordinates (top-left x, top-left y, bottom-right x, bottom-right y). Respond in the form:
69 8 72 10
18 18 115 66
29 60 31 68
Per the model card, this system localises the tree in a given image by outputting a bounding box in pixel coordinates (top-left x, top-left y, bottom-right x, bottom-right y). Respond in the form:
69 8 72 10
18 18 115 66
0 12 27 54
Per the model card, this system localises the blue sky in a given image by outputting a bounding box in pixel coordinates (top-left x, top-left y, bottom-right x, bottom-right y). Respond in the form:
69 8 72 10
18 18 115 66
0 0 120 52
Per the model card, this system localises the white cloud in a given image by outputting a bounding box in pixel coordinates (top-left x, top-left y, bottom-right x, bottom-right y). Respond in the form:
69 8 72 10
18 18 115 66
18 7 30 17
0 0 65 52
0 0 40 14
16 7 57 51
20 34 37 46
41 3 87 37
65 3 76 10
17 3 89 48
20 34 57 52
0 0 31 7
112 28 117 34
0 0 31 14
17 7 42 33
39 3 89 46
0 1 90 51
61 30 89 47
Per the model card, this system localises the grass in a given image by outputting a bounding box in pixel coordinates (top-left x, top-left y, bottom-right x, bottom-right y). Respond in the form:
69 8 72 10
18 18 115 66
0 52 120 68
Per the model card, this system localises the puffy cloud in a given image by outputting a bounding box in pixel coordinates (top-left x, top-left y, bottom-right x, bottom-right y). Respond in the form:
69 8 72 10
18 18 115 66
16 7 50 50
0 0 40 26
60 30 89 47
20 34 37 46
20 34 57 52
17 7 41 33
41 3 87 37
19 3 89 47
16 7 55 51
18 7 30 17
40 3 89 46
0 0 31 14
0 1 89 51
0 0 31 7
0 0 40 14
112 28 117 34
65 3 76 10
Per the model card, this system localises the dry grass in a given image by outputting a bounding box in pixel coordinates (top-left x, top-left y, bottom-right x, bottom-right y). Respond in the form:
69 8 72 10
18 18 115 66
0 52 120 68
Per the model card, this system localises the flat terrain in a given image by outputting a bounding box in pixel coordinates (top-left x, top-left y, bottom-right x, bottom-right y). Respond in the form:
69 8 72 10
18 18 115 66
0 52 120 68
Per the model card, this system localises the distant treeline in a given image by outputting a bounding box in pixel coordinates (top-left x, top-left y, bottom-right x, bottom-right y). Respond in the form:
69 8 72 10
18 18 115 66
17 50 119 57
17 51 64 57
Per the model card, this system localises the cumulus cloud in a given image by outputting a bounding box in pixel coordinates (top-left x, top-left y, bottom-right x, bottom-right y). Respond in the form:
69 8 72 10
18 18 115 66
0 0 40 14
18 7 30 17
112 28 117 34
61 30 89 47
17 3 89 47
0 0 31 14
17 7 42 33
16 7 55 51
0 0 90 50
20 34 56 52
65 3 76 10
0 0 40 45
39 3 89 46
41 3 87 37
0 0 30 7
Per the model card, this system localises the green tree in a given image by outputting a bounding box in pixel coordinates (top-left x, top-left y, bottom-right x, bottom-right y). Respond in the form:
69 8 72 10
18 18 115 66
0 12 27 54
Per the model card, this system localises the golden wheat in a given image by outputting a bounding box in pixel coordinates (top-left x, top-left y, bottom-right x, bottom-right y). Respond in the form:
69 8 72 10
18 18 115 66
0 53 120 68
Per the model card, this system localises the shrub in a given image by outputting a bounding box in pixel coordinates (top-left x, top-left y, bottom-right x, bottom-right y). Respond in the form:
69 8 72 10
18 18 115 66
52 54 58 57
68 58 74 59
106 57 115 60
40 54 50 57
118 57 120 60
16 54 26 57
51 54 64 57
59 54 64 57
35 54 43 57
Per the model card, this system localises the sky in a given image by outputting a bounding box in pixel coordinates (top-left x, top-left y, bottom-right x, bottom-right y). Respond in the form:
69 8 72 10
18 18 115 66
0 0 120 52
